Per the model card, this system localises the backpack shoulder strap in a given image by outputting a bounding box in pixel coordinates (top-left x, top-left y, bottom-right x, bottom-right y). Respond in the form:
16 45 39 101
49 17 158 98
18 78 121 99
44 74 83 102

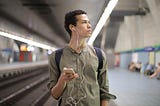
94 47 103 77
94 47 103 70
55 48 63 74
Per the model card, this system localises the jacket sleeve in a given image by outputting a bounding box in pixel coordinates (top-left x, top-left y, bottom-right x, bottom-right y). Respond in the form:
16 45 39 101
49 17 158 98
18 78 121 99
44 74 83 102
98 50 116 101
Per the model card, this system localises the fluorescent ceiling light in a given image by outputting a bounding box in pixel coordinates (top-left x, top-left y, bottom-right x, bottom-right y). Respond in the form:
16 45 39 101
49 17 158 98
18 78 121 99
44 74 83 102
88 0 118 45
0 30 56 51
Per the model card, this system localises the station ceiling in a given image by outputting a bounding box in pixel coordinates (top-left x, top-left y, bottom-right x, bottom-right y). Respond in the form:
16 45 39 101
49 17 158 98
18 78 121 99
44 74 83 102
0 0 149 49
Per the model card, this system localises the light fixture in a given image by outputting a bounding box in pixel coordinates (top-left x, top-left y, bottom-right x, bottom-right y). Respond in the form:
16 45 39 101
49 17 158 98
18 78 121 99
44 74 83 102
88 0 118 45
0 30 56 51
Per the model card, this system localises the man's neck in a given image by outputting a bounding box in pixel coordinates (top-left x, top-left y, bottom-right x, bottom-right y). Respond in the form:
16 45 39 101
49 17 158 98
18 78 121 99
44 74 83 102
68 38 87 53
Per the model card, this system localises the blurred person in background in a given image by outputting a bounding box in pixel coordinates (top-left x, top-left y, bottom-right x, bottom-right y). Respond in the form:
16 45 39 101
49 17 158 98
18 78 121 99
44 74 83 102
149 62 160 79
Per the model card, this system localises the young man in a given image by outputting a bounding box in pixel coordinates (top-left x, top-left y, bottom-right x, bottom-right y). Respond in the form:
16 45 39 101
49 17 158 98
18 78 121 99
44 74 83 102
48 10 116 106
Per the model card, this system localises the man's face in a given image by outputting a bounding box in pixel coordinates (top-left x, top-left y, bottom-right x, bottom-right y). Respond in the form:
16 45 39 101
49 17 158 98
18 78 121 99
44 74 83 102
74 14 92 38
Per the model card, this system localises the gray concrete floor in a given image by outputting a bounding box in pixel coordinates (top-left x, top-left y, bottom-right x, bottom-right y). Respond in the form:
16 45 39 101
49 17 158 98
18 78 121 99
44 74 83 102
108 68 160 106
45 68 160 106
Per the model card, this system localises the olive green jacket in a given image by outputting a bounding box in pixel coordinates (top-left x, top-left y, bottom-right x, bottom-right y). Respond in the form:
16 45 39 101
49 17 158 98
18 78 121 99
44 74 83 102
48 45 116 106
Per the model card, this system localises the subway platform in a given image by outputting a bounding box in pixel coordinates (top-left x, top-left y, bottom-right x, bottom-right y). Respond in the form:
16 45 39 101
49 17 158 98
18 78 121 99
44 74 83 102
108 68 160 106
44 68 160 106
1 62 160 106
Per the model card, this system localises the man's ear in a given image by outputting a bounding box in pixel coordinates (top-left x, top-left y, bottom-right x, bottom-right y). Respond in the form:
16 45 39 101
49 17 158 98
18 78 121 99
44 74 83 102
69 24 75 31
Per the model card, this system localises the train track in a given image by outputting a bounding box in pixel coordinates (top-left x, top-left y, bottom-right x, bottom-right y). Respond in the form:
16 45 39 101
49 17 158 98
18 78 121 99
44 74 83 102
0 67 51 106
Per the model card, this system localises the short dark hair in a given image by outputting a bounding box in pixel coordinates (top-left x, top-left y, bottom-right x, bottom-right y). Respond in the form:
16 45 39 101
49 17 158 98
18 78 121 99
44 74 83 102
64 10 87 37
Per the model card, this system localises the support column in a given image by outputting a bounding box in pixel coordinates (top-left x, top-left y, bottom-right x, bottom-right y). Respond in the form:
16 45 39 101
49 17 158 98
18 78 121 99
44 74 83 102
146 0 160 33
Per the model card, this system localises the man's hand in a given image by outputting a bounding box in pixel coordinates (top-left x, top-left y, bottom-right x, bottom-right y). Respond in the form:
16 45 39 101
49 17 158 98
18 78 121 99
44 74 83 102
62 67 79 82
51 67 79 99
101 100 108 106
